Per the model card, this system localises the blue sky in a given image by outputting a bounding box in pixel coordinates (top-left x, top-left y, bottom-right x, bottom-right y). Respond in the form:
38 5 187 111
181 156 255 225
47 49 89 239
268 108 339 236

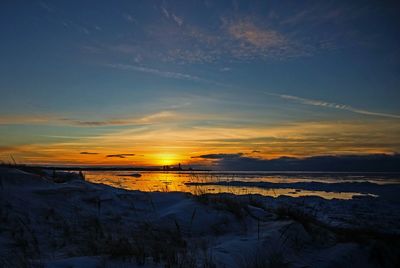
0 0 399 166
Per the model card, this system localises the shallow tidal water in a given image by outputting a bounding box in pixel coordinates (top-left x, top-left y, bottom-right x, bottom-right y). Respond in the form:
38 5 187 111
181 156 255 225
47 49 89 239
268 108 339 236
83 171 400 200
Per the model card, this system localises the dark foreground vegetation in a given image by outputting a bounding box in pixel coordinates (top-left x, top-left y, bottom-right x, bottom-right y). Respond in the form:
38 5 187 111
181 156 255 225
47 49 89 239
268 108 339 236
0 164 399 267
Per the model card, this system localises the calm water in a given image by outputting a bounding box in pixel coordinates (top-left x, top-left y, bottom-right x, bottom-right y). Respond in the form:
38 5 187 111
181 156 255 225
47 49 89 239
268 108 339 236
83 171 400 200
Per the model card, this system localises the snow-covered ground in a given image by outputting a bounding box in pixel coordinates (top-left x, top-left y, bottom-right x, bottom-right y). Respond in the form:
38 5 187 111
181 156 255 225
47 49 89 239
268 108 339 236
0 166 399 267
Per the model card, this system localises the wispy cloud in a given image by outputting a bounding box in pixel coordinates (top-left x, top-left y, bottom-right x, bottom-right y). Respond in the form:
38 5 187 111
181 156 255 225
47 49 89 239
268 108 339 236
60 110 178 127
95 15 305 64
59 118 131 126
227 20 286 49
105 63 201 81
271 93 400 119
171 14 183 26
0 115 52 125
220 67 231 72
280 2 361 26
122 13 135 23
61 20 90 35
104 63 228 86
170 17 302 62
161 7 170 18
137 111 176 123
160 6 183 26
0 109 182 127
38 1 54 13
37 3 95 35
217 17 308 60
79 2 369 64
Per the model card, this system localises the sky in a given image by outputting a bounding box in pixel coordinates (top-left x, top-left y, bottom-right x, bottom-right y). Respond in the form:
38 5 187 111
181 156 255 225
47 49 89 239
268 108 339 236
0 0 400 167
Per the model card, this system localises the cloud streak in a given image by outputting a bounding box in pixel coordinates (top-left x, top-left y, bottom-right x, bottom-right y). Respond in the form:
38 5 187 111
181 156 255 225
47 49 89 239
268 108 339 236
104 63 227 86
271 93 400 119
80 152 98 155
59 111 178 127
0 109 182 127
60 118 132 126
191 153 243 159
106 154 135 158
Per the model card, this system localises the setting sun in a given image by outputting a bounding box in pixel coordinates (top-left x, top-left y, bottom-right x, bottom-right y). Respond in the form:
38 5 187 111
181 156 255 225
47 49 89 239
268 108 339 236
153 153 181 166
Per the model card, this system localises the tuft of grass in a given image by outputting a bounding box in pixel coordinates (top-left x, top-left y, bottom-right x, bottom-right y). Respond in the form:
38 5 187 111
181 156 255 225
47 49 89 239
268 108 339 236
247 195 266 210
194 193 248 219
275 204 317 231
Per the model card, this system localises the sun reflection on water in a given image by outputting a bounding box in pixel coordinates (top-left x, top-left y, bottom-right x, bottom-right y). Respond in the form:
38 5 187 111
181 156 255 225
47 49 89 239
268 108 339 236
82 171 384 200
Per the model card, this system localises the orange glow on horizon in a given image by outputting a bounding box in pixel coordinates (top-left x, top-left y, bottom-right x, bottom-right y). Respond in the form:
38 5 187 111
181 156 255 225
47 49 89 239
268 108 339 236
1 120 399 166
